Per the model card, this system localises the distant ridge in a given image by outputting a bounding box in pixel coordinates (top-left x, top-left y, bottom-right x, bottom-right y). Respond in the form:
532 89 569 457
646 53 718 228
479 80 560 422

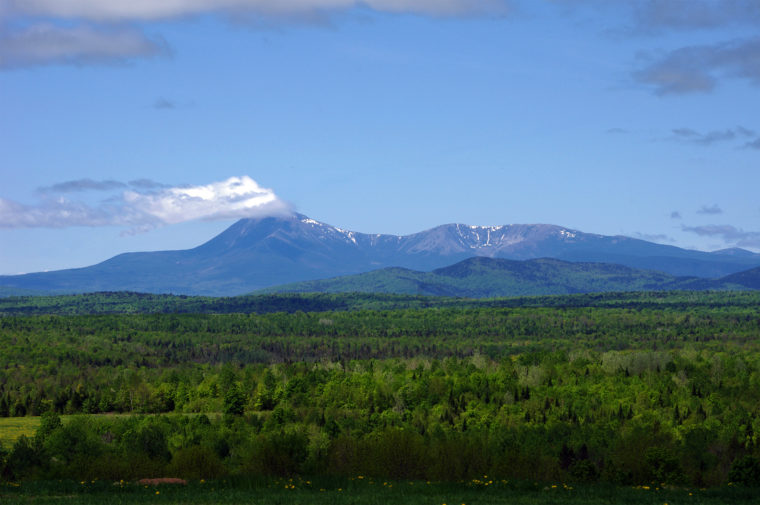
719 266 760 289
1 213 759 296
257 256 750 298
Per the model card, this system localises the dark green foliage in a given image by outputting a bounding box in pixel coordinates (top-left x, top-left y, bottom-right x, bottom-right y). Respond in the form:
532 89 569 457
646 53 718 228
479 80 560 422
0 292 466 315
241 428 309 476
42 417 105 479
361 428 426 479
167 445 225 480
5 436 43 480
223 386 245 416
129 423 171 462
644 446 683 484
729 455 760 486
257 257 750 297
569 459 599 482
2 291 760 488
35 411 62 443
3 289 760 316
5 478 760 505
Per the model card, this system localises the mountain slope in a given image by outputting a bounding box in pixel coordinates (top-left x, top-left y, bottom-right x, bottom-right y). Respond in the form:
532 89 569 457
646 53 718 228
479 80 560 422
258 257 748 298
719 266 760 289
1 213 759 296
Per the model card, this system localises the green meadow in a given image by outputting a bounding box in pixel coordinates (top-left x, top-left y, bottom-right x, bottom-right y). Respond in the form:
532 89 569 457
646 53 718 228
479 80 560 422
0 417 38 449
2 478 758 505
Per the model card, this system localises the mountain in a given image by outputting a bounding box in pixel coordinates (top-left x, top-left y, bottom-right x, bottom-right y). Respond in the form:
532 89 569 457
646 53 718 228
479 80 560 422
719 266 760 289
258 256 748 298
1 213 759 296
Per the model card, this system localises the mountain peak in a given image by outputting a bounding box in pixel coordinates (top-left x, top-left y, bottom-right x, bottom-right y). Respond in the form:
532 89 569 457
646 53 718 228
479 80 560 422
3 213 760 296
710 247 758 257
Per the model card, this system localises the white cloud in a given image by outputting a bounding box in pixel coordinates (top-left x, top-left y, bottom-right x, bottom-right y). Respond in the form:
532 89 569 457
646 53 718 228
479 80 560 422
0 176 290 231
124 176 289 224
0 24 167 69
4 0 509 21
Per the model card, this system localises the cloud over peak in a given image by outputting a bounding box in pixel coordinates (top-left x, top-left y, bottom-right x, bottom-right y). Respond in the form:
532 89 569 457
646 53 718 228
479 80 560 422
0 176 290 232
124 176 288 225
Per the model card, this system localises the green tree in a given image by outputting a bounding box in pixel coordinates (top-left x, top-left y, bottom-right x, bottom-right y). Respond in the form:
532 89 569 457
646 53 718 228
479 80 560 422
224 384 245 416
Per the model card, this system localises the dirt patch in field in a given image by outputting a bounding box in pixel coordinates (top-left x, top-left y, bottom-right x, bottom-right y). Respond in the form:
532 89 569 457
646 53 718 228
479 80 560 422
138 478 188 486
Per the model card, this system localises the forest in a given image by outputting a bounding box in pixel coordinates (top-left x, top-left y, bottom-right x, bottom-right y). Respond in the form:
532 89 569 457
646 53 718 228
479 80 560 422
1 291 760 489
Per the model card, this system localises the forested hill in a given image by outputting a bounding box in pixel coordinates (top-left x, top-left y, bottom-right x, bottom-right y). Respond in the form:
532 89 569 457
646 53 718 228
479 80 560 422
258 256 748 297
2 289 760 315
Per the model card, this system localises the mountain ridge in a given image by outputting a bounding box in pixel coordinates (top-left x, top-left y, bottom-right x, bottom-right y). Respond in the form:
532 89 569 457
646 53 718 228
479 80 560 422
1 213 759 296
257 256 751 298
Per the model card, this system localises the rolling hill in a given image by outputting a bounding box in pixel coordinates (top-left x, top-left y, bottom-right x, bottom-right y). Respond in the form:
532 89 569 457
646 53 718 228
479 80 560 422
260 257 750 298
258 256 749 298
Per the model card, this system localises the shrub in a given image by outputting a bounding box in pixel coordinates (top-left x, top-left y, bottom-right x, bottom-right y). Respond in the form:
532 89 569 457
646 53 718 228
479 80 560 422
569 459 599 481
360 427 426 479
35 411 62 443
729 455 760 486
44 417 103 474
5 436 43 480
242 429 309 476
167 446 226 480
644 446 683 484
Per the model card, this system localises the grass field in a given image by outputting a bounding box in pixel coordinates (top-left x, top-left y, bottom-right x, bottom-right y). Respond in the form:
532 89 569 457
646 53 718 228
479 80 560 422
0 417 39 448
0 413 215 449
1 478 758 505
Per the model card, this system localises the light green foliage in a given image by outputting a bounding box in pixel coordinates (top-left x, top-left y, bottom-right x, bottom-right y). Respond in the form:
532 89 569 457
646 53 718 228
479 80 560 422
1 291 760 487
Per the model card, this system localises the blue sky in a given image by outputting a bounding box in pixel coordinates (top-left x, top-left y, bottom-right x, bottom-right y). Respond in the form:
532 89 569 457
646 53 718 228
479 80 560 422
2 0 760 274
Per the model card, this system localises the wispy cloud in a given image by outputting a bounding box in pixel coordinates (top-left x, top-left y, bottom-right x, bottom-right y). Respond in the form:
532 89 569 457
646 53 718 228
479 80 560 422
744 138 760 150
634 232 674 243
3 0 512 22
697 204 723 215
1 1 511 69
128 179 169 190
633 37 760 95
632 0 760 31
0 176 290 232
0 24 169 69
38 178 127 193
552 2 760 95
670 211 681 219
153 97 176 110
682 224 760 248
670 127 756 146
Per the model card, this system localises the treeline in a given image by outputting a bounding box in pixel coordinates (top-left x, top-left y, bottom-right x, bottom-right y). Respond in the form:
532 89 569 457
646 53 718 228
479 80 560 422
2 303 760 416
2 290 760 315
2 293 760 486
3 351 760 486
